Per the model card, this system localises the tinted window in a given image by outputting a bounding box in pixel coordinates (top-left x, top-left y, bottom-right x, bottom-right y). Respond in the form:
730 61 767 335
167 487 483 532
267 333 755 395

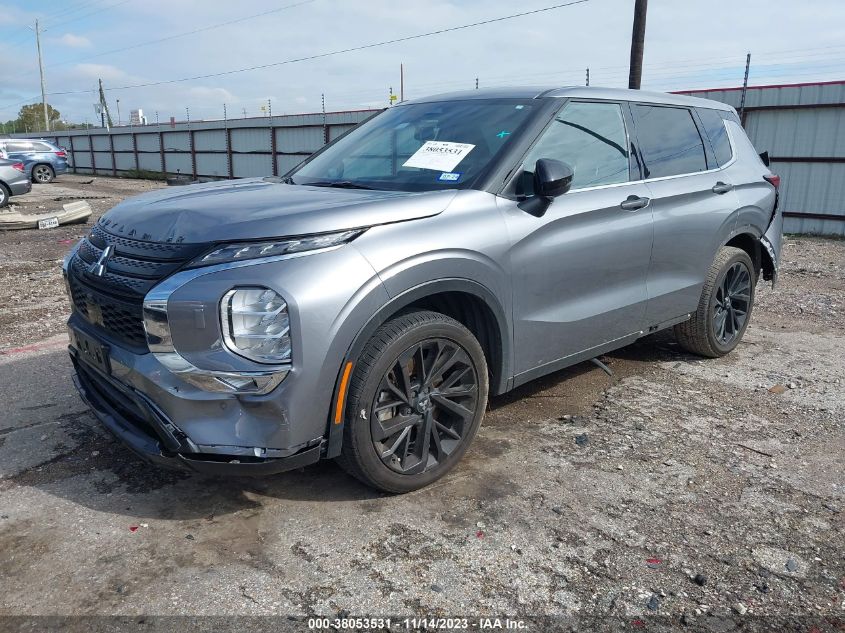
697 108 733 166
5 141 32 152
633 105 707 178
32 142 54 152
521 101 630 193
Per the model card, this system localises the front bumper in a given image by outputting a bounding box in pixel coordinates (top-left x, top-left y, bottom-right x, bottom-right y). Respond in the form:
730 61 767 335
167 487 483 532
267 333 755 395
70 348 322 476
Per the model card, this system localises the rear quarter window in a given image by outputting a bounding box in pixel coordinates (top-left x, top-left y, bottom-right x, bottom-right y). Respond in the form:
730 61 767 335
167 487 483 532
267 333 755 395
32 142 54 152
697 108 733 166
632 105 708 179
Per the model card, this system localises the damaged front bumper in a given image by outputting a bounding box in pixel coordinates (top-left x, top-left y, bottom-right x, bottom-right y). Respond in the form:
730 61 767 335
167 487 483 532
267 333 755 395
70 348 322 476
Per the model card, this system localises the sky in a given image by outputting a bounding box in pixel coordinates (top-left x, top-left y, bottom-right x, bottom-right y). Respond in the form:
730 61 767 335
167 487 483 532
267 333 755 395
0 0 843 125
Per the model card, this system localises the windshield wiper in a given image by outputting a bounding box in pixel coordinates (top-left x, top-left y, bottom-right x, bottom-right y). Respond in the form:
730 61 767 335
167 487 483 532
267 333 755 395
305 180 375 190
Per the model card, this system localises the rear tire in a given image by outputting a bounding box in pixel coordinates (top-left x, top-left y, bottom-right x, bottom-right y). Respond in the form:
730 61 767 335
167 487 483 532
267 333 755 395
0 183 9 208
674 246 755 358
32 164 54 184
337 310 489 493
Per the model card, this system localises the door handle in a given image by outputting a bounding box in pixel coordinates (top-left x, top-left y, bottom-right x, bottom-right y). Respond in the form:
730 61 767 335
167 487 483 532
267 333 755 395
620 195 650 211
712 181 734 194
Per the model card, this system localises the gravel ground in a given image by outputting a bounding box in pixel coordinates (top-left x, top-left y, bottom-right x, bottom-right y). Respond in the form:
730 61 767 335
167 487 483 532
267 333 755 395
0 176 842 631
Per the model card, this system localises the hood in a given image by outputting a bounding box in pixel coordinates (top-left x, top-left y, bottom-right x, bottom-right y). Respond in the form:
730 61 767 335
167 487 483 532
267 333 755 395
98 178 457 243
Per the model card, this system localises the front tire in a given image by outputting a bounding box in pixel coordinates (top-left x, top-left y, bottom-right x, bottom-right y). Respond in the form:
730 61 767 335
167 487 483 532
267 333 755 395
0 183 9 207
674 246 755 358
337 310 489 493
32 164 55 184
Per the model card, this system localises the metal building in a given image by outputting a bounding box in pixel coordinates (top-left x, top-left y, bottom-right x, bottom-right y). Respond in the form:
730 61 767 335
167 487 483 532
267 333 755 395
676 80 845 236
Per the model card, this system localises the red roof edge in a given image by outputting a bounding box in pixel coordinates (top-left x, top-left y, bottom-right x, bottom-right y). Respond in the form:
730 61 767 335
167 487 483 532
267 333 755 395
672 79 845 94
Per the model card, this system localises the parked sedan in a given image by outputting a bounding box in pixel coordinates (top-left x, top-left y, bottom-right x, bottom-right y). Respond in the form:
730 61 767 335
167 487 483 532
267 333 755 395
0 158 32 207
0 138 68 183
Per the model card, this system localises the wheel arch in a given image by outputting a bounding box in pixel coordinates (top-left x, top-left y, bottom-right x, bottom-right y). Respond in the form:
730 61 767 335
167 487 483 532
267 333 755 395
723 229 774 282
325 278 512 458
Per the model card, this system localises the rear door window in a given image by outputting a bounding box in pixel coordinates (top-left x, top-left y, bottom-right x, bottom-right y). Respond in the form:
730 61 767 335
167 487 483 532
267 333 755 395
697 108 733 166
5 141 33 153
521 101 630 194
632 105 708 178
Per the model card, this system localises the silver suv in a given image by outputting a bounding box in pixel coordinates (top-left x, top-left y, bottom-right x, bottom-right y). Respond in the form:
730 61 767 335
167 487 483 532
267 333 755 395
64 87 782 492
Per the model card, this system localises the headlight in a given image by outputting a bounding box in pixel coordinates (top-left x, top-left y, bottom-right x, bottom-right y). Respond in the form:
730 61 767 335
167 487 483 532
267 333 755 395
188 230 363 268
221 287 291 364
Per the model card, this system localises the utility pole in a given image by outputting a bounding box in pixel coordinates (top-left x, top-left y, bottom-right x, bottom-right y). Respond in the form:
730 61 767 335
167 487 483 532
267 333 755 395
32 19 49 131
627 0 648 89
475 77 479 90
586 67 590 86
116 99 121 126
738 53 751 123
98 78 113 129
400 63 405 102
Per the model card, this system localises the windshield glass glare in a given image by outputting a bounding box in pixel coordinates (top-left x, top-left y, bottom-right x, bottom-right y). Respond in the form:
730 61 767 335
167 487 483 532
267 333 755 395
290 100 537 192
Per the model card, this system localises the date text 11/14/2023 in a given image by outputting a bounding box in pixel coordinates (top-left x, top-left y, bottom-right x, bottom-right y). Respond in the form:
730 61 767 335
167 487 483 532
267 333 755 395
307 617 529 630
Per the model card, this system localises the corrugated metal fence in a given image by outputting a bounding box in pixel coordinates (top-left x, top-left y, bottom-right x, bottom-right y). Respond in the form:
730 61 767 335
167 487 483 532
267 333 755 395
17 109 380 180
13 82 845 235
677 80 845 236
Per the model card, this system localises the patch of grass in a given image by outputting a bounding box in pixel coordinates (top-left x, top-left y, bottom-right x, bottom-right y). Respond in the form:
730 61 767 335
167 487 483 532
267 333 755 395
120 169 167 181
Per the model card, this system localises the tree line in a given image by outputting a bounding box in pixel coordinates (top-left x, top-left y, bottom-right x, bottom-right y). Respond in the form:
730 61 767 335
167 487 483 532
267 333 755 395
1 103 87 134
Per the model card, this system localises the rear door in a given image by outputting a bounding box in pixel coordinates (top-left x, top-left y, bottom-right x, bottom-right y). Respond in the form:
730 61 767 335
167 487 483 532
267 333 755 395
500 99 654 379
630 103 740 327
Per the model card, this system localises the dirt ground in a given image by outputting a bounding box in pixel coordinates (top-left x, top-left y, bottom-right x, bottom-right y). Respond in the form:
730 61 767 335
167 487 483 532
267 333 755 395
0 175 842 630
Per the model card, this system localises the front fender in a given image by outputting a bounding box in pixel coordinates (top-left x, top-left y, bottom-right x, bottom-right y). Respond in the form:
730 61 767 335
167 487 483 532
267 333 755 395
324 275 512 459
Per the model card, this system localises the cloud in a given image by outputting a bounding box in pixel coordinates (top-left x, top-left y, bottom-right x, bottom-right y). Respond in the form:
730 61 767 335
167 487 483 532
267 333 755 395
187 86 236 103
72 63 128 82
7 0 844 123
58 33 92 48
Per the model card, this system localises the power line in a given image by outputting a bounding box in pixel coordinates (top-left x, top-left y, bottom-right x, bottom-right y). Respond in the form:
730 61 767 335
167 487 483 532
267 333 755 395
39 0 315 72
41 0 592 96
42 0 132 32
42 0 110 25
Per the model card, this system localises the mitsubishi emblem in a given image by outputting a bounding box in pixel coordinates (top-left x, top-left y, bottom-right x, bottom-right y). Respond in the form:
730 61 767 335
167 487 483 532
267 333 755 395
89 245 114 277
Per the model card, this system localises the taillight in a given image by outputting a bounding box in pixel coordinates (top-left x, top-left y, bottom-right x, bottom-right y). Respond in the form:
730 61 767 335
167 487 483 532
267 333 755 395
12 162 24 173
55 150 67 158
764 174 780 189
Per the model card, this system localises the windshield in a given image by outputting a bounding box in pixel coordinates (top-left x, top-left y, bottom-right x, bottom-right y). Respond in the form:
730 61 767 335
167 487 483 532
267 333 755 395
290 99 538 192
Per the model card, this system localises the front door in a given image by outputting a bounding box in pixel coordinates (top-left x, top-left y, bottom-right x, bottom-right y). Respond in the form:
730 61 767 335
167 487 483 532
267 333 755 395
499 100 654 379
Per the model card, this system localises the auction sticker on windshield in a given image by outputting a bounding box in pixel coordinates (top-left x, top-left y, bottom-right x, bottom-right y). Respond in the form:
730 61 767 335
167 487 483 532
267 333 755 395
403 141 475 172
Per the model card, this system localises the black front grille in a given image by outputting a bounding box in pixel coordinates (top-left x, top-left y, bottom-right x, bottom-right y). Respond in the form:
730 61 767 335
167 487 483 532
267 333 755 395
69 223 207 349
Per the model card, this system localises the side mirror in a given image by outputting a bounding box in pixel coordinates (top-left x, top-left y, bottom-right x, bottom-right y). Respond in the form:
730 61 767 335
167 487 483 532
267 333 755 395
534 158 574 198
520 159 574 217
759 150 770 167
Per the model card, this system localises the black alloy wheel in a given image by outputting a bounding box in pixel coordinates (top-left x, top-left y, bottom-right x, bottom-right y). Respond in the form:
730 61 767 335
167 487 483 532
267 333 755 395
674 246 756 358
337 310 489 493
712 261 751 345
371 338 479 475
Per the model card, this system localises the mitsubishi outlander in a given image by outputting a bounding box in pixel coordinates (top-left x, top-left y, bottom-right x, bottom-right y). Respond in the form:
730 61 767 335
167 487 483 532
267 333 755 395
64 87 782 492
